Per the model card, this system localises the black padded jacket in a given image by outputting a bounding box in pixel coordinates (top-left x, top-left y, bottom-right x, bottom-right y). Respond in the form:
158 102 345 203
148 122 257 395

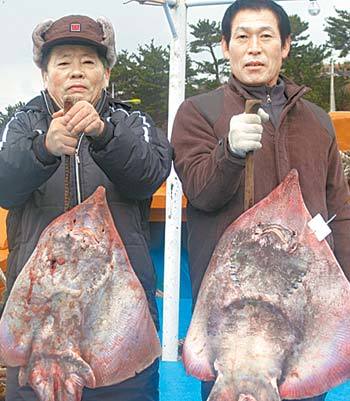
0 90 173 327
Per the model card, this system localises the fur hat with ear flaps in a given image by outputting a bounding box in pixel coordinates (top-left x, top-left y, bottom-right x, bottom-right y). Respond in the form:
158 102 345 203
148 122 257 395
32 15 117 69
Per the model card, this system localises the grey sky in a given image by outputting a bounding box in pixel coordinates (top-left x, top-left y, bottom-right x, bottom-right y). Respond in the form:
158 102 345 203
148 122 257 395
0 0 348 112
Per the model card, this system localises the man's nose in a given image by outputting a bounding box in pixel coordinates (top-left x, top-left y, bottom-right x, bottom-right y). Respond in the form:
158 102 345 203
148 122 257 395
70 64 85 78
247 36 262 54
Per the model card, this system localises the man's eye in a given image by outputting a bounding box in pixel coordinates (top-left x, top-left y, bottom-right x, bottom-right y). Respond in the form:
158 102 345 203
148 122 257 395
237 34 248 40
261 34 272 39
83 60 95 65
58 62 69 66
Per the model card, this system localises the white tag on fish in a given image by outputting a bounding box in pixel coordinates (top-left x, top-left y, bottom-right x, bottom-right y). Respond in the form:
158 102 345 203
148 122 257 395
307 213 332 241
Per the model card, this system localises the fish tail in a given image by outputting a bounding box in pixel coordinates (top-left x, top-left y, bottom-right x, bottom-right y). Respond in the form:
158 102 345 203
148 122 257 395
207 374 281 401
234 375 281 401
207 376 236 401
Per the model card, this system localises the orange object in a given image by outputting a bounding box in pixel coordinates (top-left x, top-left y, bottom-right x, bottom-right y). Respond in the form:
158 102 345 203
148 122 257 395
0 208 8 297
150 183 187 222
0 208 8 269
329 112 350 151
0 208 7 250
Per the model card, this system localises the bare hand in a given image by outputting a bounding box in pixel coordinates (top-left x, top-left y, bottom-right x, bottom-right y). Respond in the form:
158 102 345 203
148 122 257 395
63 101 104 138
45 111 78 157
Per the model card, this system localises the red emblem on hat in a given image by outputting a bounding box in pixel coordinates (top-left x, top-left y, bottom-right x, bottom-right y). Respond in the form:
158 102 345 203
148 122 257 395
70 23 81 32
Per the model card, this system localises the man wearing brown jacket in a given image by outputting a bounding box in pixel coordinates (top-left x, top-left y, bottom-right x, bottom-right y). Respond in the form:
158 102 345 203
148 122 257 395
171 1 350 401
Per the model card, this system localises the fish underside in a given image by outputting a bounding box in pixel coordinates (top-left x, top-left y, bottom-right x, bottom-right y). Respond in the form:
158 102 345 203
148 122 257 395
0 187 161 401
183 169 350 401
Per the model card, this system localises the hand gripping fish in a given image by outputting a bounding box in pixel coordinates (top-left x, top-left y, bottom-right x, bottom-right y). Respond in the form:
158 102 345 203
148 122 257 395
0 187 161 401
183 169 350 401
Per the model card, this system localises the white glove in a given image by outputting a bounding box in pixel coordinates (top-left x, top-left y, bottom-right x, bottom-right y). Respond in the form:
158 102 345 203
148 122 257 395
228 108 269 158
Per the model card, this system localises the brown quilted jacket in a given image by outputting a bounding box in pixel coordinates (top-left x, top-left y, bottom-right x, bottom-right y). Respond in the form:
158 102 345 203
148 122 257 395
172 75 350 301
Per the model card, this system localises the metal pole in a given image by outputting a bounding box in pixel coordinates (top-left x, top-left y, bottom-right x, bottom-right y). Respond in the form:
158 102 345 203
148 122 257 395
162 0 186 362
330 59 336 112
166 0 177 6
163 2 178 38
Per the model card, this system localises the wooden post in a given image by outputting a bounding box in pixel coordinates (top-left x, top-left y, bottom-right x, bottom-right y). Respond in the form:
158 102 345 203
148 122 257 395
63 97 75 212
244 99 262 211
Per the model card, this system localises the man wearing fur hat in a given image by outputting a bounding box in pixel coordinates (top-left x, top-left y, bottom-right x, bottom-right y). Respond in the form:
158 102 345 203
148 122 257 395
0 15 172 401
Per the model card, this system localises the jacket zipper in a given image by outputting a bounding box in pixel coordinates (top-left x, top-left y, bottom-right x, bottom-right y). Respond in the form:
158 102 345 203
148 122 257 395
278 87 309 126
274 86 309 184
75 135 84 204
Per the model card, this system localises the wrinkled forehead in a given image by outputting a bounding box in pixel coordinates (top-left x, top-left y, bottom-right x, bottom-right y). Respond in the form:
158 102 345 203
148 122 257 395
49 43 100 59
231 8 280 35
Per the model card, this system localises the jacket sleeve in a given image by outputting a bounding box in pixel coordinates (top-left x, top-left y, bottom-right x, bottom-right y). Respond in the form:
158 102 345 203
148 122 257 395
88 108 172 200
171 99 245 212
0 111 60 209
327 134 350 280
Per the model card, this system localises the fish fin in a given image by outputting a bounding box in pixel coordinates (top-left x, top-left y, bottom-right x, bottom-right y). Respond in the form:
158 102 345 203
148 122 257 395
182 277 216 381
182 332 215 381
280 312 350 398
0 270 33 366
0 319 21 365
72 198 162 387
83 291 161 387
279 207 350 399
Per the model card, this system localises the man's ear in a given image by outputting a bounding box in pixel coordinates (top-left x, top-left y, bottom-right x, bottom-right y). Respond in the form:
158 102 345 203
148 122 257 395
42 70 48 89
221 37 230 60
282 35 291 60
104 68 111 88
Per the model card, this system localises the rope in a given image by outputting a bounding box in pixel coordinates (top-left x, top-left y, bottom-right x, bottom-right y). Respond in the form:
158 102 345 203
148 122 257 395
63 97 75 212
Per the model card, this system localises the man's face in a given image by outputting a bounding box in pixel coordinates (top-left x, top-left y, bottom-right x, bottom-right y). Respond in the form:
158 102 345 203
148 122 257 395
221 9 291 87
42 44 110 108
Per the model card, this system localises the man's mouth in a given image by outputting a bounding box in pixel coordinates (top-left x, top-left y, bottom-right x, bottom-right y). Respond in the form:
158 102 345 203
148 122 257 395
67 85 87 92
245 61 265 68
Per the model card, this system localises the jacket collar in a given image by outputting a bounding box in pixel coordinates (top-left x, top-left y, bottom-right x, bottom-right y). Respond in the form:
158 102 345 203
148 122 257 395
228 74 310 103
241 78 286 106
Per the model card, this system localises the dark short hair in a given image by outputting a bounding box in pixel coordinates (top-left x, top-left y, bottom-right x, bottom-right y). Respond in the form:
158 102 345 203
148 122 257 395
41 44 108 72
222 0 291 47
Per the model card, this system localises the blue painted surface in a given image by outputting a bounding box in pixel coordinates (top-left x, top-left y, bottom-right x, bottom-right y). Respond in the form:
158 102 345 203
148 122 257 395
157 298 201 401
150 222 192 299
150 223 350 401
327 382 350 401
160 362 201 401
